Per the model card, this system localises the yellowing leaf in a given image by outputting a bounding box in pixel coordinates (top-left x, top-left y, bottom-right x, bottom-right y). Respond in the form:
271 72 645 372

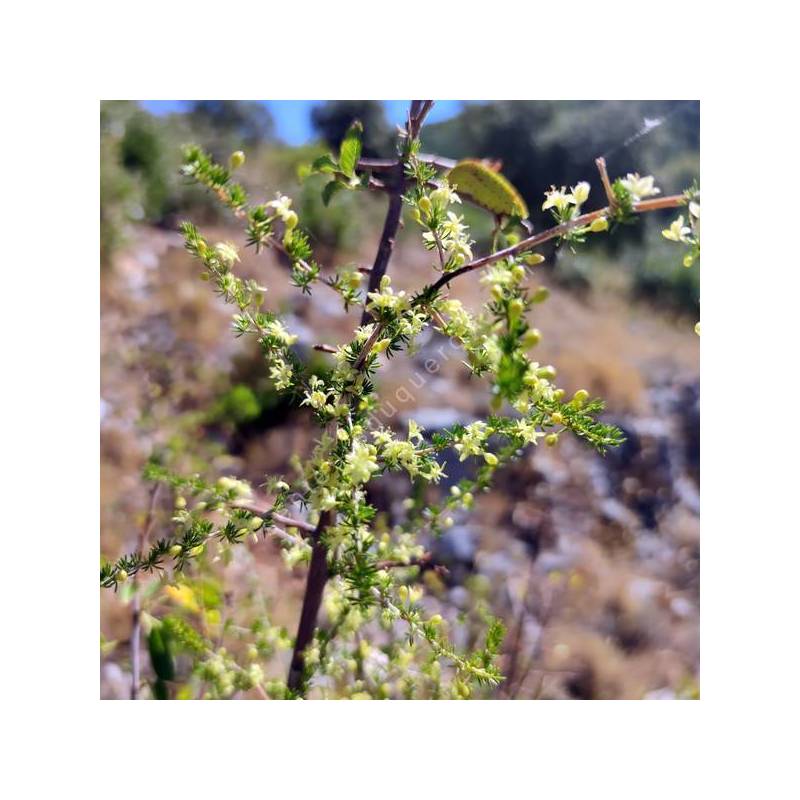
204 608 222 628
447 160 528 219
164 583 200 613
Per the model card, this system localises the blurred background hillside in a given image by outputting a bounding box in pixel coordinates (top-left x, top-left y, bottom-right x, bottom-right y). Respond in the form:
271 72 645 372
101 100 699 699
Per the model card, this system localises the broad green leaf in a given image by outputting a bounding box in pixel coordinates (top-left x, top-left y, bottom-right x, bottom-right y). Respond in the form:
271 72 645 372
322 179 346 207
310 154 338 174
339 120 363 178
447 160 529 218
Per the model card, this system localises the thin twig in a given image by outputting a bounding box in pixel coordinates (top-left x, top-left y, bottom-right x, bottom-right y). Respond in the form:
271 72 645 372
375 552 446 573
353 320 386 371
236 501 317 534
426 193 685 295
595 156 617 209
358 153 457 172
131 483 161 699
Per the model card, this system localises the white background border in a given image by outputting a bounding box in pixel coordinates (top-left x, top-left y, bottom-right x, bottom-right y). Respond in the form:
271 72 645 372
3 0 799 796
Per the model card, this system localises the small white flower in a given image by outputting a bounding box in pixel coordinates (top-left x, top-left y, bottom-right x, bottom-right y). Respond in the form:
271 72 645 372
344 441 380 485
619 173 660 201
269 358 293 391
453 421 489 461
429 181 461 211
265 320 298 346
570 181 591 206
515 419 545 446
662 215 692 243
267 193 294 221
214 242 240 267
440 211 468 240
542 186 572 212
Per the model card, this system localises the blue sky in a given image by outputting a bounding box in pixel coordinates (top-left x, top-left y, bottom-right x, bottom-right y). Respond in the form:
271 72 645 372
140 100 467 145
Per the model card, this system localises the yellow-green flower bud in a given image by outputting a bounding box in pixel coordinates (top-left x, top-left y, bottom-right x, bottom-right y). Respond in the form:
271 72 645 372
249 516 263 531
169 544 182 558
525 253 545 266
694 321 700 336
532 287 550 304
545 433 559 447
418 196 433 217
508 298 525 320
429 614 443 627
483 452 498 466
174 496 187 510
189 544 205 558
536 365 557 380
511 264 526 282
522 328 541 349
117 569 128 583
551 412 564 425
572 389 590 407
284 210 298 231
491 284 504 302
589 216 609 233
229 151 246 170
683 253 694 268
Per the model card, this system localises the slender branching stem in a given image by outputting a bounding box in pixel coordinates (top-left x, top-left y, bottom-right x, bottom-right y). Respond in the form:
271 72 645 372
595 156 617 209
287 102 437 695
131 482 160 699
427 193 686 294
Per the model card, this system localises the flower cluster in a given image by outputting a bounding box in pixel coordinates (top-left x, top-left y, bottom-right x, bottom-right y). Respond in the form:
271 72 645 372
367 275 409 315
411 179 475 271
662 192 700 268
542 180 591 216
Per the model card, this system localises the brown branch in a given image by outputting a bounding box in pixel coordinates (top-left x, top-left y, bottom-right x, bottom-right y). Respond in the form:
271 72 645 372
131 483 160 699
313 343 337 354
359 102 436 326
285 102 437 695
595 156 617 209
426 193 686 295
287 510 333 694
376 552 448 576
358 153 457 173
353 320 385 371
236 501 317 535
360 190 404 325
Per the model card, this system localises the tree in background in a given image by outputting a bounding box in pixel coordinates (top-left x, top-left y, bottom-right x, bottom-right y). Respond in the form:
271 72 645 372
188 100 275 149
312 100 394 157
